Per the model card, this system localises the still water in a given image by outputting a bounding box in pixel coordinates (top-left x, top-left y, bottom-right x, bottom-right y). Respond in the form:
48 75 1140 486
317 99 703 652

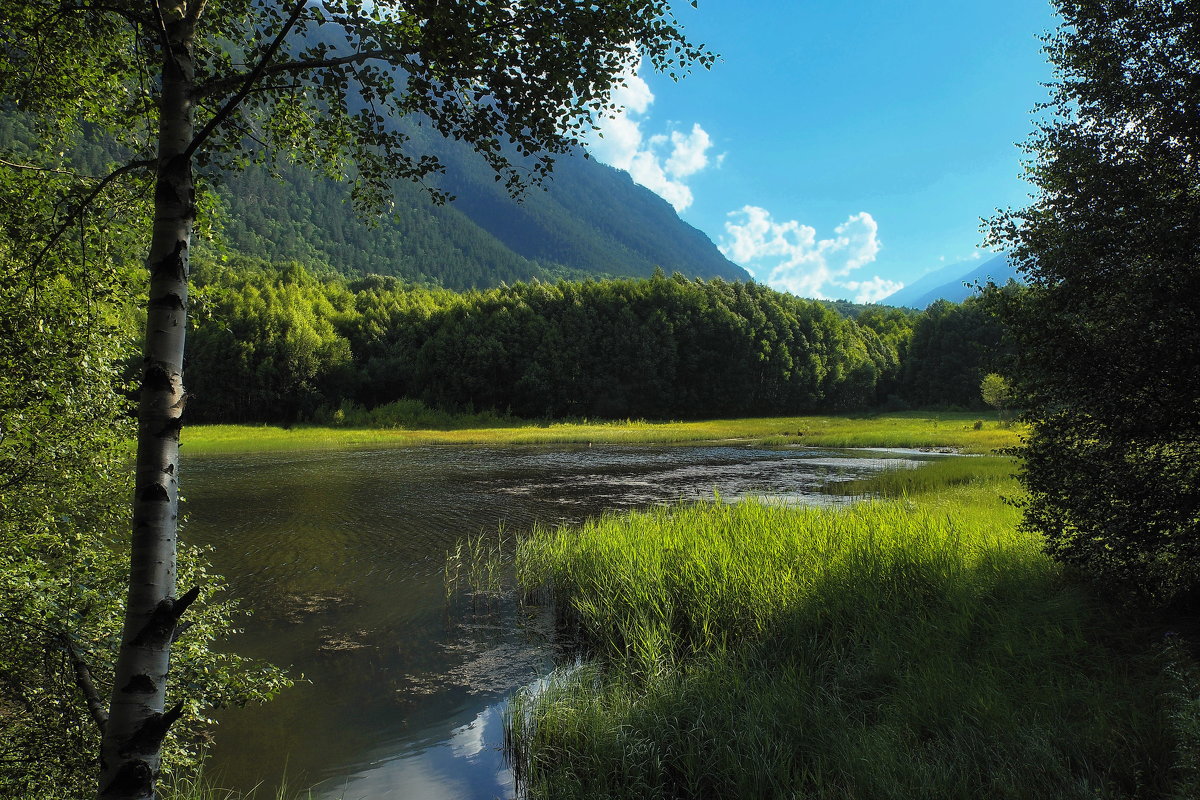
185 444 936 799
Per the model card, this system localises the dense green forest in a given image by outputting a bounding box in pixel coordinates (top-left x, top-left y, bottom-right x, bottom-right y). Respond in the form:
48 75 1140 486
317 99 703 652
185 256 1004 424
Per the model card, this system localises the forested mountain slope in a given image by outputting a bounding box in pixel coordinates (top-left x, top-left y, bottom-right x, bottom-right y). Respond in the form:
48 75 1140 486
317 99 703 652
215 128 749 289
1 111 748 290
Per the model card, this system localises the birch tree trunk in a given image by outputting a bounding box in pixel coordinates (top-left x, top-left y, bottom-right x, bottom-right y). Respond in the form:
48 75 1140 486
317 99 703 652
98 14 197 800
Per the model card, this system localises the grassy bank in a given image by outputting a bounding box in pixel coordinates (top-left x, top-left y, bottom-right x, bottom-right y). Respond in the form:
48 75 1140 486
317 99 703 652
507 459 1191 799
184 411 1019 455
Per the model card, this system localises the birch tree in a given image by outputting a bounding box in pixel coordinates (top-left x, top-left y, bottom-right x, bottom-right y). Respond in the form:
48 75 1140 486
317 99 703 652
0 2 711 797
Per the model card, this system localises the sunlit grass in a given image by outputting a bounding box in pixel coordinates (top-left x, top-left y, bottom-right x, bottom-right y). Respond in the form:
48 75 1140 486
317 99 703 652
826 453 1019 498
160 771 319 800
184 411 1021 455
506 460 1181 799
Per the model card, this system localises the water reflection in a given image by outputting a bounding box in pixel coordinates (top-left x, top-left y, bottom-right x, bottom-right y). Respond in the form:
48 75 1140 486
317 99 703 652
184 444 932 799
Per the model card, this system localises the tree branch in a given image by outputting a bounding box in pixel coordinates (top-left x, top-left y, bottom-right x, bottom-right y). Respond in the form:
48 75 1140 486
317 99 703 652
63 633 109 735
27 158 155 272
192 48 418 101
182 0 307 160
184 0 208 26
0 158 94 178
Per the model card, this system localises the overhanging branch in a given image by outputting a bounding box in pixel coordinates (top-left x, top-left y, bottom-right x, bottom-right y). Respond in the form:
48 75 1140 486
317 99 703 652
192 48 418 101
182 0 307 160
63 633 109 735
27 158 156 272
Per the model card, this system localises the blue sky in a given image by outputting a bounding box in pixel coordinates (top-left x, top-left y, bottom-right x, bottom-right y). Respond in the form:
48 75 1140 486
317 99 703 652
585 0 1059 301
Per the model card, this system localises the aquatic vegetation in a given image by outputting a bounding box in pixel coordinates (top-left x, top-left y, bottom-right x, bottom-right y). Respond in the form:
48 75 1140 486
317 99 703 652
507 462 1185 799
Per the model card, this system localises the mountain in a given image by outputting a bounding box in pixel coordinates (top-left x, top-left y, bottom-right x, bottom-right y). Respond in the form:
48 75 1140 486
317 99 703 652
882 254 1018 309
0 107 748 290
214 128 750 290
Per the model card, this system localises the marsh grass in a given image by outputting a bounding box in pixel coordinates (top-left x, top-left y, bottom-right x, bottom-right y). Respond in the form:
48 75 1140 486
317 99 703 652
185 411 1020 455
507 462 1183 799
827 453 1018 498
160 771 320 800
445 529 512 611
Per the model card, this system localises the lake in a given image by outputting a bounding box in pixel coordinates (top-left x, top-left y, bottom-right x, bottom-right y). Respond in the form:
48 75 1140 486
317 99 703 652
185 443 939 799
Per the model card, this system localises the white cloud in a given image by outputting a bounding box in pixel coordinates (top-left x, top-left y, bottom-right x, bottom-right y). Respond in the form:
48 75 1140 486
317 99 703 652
588 58 717 212
720 207 898 302
843 276 904 303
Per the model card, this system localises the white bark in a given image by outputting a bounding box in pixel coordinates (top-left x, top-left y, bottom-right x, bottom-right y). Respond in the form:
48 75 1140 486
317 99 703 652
98 14 197 800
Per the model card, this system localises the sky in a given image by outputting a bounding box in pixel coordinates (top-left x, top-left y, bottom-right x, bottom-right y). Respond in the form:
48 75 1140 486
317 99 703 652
584 0 1060 302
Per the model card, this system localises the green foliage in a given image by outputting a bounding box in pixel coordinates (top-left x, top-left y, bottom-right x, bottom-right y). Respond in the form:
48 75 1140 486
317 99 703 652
989 0 1200 604
187 261 904 422
898 297 1005 409
0 170 288 798
979 373 1012 414
509 471 1176 798
214 142 749 289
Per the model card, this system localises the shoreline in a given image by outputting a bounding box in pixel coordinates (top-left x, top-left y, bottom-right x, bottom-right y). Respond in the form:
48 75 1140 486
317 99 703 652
182 411 1020 457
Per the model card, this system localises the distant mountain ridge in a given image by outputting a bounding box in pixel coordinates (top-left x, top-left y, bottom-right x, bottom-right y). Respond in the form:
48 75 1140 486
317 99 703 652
215 125 750 290
883 254 1018 309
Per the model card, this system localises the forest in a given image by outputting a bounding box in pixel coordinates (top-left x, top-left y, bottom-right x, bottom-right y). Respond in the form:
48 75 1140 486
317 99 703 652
184 255 1005 424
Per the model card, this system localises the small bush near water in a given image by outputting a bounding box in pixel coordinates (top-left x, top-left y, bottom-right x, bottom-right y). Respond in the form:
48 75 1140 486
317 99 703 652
509 464 1190 799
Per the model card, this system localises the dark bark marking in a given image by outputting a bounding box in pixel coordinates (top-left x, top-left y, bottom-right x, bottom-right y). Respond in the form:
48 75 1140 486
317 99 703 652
99 759 152 799
123 702 184 757
129 587 200 647
174 585 200 618
170 620 194 643
154 173 181 207
129 599 176 647
142 363 173 393
158 417 183 440
139 483 170 503
150 239 188 282
122 674 156 695
163 463 175 475
148 292 186 310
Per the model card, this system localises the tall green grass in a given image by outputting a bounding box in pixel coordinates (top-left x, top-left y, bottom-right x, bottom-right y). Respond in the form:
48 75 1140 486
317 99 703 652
159 771 317 800
508 464 1182 799
826 453 1018 498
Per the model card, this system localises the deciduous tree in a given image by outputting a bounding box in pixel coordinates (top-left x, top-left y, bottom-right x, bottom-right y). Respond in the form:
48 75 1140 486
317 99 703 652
1 2 712 797
989 0 1200 604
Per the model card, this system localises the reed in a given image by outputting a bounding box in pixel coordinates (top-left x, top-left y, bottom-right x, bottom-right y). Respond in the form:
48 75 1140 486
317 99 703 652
159 771 318 800
507 463 1182 799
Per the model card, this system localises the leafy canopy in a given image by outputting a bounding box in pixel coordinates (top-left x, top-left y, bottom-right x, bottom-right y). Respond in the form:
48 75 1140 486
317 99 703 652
3 0 714 215
989 0 1200 604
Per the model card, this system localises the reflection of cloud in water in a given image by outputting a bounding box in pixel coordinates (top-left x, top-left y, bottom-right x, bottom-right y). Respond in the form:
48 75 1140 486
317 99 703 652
449 704 501 759
316 755 466 800
316 701 514 800
490 449 921 512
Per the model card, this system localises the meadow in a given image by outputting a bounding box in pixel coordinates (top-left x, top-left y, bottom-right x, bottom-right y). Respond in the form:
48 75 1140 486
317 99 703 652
506 456 1196 799
184 409 1018 456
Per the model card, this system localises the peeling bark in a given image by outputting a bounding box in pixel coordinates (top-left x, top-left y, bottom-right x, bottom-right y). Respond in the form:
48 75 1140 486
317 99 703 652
97 14 198 800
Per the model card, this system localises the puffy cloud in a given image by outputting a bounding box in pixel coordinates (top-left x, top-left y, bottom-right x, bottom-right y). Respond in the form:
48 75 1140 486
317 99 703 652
721 207 898 302
588 59 717 212
842 276 905 303
665 124 713 178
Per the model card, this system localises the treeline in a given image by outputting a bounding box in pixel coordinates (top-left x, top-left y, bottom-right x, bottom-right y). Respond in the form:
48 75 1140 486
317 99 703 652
186 257 1005 424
